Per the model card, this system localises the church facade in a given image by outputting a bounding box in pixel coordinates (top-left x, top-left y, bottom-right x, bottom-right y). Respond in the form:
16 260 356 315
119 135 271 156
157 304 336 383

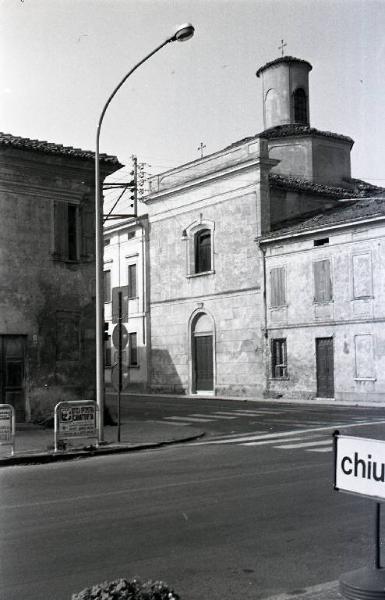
104 56 384 402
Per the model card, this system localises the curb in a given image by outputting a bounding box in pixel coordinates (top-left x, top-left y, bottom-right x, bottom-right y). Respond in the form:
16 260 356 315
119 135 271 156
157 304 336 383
0 431 205 467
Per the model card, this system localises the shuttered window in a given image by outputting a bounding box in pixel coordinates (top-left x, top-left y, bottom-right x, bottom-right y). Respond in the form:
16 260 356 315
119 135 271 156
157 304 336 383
270 267 286 307
129 332 138 366
53 201 79 261
313 259 332 302
104 270 111 303
271 339 287 378
128 264 137 298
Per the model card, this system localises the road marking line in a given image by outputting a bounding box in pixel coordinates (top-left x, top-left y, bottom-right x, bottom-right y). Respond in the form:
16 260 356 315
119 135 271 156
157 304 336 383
165 416 216 423
191 413 237 420
275 440 331 450
308 447 333 453
194 419 385 445
242 436 322 448
153 420 192 426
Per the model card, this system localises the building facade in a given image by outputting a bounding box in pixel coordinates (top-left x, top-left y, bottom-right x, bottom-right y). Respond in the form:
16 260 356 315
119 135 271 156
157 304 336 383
104 55 384 402
103 216 149 391
260 197 385 403
0 133 121 420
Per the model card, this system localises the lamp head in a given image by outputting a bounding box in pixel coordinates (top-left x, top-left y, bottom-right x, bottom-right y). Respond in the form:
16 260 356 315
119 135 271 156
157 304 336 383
172 23 195 42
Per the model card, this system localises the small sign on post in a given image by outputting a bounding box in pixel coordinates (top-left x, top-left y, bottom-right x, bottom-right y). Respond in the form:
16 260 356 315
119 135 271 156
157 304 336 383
334 432 385 600
334 433 385 501
0 404 15 456
54 401 98 452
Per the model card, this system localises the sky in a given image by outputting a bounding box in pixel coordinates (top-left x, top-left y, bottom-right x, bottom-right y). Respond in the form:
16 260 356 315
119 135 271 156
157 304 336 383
1 0 384 205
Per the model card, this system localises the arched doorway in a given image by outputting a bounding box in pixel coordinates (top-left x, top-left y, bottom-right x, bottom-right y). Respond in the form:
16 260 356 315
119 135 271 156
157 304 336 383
191 312 214 393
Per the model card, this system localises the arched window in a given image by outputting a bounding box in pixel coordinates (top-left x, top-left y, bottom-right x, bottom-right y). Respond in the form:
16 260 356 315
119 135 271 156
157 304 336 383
195 229 211 273
293 88 308 124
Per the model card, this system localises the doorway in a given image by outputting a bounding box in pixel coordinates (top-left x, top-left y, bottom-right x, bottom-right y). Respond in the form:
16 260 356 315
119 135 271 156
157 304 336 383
316 337 334 398
192 313 214 393
0 335 26 421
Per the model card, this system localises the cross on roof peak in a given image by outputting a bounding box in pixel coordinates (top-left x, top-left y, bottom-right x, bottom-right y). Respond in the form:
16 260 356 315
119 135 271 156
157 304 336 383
278 39 287 57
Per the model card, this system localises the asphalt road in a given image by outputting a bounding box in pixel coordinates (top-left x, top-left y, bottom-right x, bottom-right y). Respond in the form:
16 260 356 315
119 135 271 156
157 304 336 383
107 394 385 439
1 410 384 600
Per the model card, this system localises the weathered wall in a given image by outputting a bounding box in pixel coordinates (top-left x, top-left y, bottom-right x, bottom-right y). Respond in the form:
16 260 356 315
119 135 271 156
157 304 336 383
146 140 273 396
0 146 115 418
264 223 385 402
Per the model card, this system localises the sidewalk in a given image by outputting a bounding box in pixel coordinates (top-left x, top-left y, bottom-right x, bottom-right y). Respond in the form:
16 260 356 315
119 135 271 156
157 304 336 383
0 420 205 467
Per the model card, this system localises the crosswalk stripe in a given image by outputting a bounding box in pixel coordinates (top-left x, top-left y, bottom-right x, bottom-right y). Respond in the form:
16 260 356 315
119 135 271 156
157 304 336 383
243 436 311 447
275 440 331 450
154 420 192 426
308 447 333 453
192 413 237 420
165 416 216 423
232 410 282 416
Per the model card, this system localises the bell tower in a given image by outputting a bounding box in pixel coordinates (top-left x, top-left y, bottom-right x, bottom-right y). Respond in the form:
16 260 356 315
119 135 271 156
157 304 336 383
256 56 312 130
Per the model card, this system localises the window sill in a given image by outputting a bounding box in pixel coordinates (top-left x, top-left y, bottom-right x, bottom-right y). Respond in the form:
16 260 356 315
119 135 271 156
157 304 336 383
269 377 289 381
313 300 334 305
186 270 215 279
129 364 140 369
354 377 376 382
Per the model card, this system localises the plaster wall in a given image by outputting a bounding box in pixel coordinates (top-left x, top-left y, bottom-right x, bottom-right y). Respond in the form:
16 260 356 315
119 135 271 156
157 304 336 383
0 147 111 418
103 220 148 390
261 62 310 129
147 177 267 396
264 223 385 402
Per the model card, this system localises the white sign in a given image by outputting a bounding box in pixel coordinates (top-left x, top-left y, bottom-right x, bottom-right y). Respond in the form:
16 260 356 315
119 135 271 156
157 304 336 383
335 434 385 501
54 401 98 451
0 404 15 455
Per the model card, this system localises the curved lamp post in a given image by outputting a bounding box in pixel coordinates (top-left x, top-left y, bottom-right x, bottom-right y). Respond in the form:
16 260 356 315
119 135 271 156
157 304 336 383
95 23 195 441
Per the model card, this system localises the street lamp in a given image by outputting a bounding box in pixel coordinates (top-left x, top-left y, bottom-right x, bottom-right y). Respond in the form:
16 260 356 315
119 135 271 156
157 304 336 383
95 23 195 441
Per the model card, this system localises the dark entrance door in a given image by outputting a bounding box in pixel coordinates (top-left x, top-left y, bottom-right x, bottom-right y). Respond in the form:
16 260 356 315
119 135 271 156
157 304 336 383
316 337 334 398
194 335 213 391
0 336 26 421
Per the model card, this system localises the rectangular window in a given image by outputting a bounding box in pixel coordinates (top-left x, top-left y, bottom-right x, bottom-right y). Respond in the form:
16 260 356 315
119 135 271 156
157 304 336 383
128 264 137 298
270 267 286 307
129 332 138 366
353 253 372 298
105 336 112 367
354 334 375 379
313 259 332 302
53 201 79 261
104 270 111 303
271 338 287 378
56 312 80 361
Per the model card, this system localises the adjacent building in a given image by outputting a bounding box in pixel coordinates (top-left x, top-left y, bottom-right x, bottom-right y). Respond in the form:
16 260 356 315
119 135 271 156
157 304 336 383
260 197 385 403
0 133 121 420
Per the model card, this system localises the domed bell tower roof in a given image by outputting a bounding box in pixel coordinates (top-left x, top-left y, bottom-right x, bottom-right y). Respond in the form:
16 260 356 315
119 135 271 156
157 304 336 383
256 55 313 130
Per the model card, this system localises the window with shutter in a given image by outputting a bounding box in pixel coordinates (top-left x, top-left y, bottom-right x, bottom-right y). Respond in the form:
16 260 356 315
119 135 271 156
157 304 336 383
313 259 332 302
104 270 111 303
271 338 287 378
128 264 137 298
53 201 79 261
270 267 286 307
129 332 138 366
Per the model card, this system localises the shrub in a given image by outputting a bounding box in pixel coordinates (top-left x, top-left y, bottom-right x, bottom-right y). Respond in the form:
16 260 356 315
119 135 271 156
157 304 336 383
71 577 180 600
29 386 79 424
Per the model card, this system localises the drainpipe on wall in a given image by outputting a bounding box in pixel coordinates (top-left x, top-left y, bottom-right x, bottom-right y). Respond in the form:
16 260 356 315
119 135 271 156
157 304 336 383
259 242 270 396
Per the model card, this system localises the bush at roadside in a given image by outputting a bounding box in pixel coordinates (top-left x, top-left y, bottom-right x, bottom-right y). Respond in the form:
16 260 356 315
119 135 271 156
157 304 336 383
71 577 180 600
